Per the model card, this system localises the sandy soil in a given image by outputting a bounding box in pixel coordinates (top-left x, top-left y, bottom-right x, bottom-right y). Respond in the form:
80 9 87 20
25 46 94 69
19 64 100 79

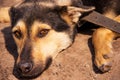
0 0 120 80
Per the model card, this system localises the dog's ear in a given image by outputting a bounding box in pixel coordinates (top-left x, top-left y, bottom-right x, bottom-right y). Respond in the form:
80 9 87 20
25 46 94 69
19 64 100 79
9 7 20 27
56 6 95 26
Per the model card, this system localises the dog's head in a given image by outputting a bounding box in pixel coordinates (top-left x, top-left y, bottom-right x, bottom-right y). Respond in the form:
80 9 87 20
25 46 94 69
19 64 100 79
9 1 94 79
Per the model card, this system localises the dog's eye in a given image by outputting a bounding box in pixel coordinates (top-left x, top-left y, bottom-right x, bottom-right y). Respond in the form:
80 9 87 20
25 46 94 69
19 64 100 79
12 30 22 39
37 29 50 38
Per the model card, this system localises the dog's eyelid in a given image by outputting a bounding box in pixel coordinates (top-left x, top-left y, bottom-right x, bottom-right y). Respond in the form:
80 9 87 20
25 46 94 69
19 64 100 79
12 28 21 34
37 29 50 38
40 29 50 34
40 29 50 31
12 30 23 39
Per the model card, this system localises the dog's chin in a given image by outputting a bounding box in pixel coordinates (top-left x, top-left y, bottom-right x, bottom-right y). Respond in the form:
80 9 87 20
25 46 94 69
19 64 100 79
13 65 45 79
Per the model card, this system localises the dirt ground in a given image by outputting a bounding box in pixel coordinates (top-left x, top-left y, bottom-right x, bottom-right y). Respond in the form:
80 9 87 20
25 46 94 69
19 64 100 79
0 0 120 80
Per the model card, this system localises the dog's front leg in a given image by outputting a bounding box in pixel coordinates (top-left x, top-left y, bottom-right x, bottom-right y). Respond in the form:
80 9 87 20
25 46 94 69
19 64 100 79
92 15 120 72
92 27 116 72
0 7 10 23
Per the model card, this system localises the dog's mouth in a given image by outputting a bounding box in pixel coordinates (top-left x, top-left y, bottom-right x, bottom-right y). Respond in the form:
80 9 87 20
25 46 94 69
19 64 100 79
13 57 52 79
13 65 44 79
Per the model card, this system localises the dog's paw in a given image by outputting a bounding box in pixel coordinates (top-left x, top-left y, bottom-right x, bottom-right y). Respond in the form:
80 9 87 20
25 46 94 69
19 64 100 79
94 52 113 72
0 7 10 23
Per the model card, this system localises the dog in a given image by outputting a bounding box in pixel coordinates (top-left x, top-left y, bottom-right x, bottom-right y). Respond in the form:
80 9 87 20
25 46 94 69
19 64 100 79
0 0 120 79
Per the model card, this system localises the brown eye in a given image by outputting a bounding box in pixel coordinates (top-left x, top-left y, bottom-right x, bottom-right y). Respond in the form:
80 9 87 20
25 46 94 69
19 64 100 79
12 30 22 39
37 29 50 38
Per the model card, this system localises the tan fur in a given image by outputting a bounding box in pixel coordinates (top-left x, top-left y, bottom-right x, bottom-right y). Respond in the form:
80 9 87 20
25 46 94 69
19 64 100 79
12 20 27 63
12 20 27 53
104 9 117 19
61 12 74 27
61 10 81 27
0 7 10 23
31 21 72 58
55 0 72 6
93 28 115 71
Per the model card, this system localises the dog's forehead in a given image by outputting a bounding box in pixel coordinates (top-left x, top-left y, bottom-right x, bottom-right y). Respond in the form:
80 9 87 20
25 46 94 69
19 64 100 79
14 3 56 25
17 5 56 21
12 4 69 32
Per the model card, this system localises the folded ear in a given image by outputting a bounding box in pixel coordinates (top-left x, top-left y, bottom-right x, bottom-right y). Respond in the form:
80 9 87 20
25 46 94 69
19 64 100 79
57 6 95 26
9 7 20 27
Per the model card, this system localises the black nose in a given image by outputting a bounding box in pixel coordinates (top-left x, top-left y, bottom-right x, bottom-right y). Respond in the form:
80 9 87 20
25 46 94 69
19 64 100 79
18 62 33 73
